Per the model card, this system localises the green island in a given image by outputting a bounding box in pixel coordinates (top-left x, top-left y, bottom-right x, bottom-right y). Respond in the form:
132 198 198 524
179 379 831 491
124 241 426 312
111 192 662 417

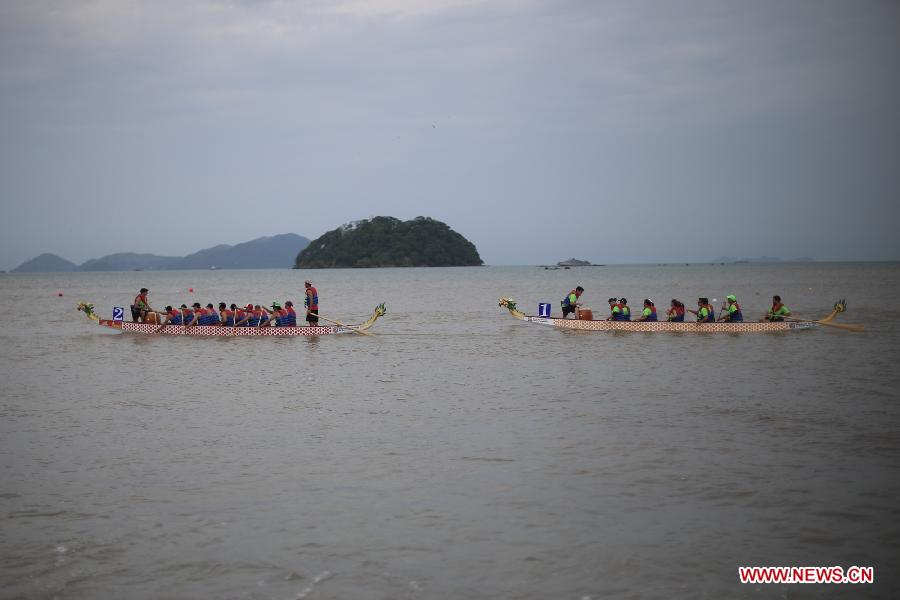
294 216 483 268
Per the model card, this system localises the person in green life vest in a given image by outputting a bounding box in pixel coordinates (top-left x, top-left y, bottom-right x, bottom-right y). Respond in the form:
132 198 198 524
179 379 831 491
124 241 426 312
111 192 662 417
765 295 792 321
688 297 714 323
131 287 155 322
636 298 658 321
606 298 630 321
561 286 584 318
606 298 620 321
718 294 743 322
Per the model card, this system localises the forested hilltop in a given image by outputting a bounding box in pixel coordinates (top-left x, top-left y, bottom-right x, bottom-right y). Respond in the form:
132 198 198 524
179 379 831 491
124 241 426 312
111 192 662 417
294 217 483 268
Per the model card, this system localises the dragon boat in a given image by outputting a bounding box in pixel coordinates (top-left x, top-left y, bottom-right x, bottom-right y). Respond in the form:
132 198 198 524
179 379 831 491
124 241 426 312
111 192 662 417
77 302 386 337
498 298 863 333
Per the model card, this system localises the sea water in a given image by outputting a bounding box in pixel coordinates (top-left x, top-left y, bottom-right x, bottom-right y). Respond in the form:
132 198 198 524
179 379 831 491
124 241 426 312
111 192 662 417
1 263 898 599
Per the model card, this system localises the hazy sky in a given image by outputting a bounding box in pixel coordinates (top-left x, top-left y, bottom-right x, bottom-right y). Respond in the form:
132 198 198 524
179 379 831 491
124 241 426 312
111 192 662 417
2 0 899 270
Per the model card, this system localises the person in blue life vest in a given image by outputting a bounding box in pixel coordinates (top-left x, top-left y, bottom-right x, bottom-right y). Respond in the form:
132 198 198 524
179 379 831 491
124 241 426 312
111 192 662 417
606 298 620 320
618 298 631 321
161 304 189 326
184 302 204 326
283 301 298 326
304 281 320 325
201 303 220 325
606 298 630 321
233 304 253 327
718 294 743 322
265 301 297 327
560 286 584 318
559 285 584 319
688 297 715 322
636 299 658 321
666 299 686 322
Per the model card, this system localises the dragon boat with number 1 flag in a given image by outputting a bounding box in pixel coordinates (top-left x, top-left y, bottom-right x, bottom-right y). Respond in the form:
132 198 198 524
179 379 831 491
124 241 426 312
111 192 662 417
77 302 386 336
498 298 863 333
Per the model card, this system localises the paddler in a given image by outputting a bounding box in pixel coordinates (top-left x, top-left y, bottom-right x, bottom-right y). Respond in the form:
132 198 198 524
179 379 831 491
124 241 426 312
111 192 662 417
688 297 714 323
618 298 631 321
606 298 620 321
606 297 630 321
131 288 154 322
185 302 203 326
203 303 220 325
719 294 743 322
666 299 685 322
266 302 287 327
160 305 182 326
234 304 252 327
304 280 319 325
636 299 658 321
765 295 792 321
560 286 584 319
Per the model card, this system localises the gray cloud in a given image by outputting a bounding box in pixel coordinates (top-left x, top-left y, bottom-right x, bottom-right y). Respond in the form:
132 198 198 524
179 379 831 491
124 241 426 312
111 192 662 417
2 0 899 269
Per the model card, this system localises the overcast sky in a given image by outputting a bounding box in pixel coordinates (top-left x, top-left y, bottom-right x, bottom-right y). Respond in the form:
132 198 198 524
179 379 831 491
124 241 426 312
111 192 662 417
1 0 898 270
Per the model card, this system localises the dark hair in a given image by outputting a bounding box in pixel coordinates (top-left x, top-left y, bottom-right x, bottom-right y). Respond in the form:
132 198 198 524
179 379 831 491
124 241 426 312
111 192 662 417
576 286 584 292
773 295 781 302
218 302 226 309
699 297 709 304
165 305 172 311
285 301 293 307
608 298 617 303
140 288 148 294
230 304 237 310
619 298 627 304
206 303 214 308
644 299 653 306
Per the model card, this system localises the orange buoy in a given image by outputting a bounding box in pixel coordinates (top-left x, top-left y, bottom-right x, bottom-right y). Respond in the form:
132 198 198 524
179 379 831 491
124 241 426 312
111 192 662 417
189 288 194 293
58 292 64 297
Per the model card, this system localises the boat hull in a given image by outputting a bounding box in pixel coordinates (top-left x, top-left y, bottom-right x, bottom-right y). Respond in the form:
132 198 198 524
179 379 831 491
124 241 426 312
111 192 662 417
516 315 817 333
99 320 364 336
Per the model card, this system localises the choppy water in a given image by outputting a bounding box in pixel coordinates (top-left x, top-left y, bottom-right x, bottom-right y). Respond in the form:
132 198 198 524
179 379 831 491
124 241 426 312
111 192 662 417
1 264 898 599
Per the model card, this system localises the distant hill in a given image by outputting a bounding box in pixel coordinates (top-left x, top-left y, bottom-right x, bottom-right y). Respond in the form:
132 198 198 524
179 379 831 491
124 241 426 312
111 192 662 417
295 216 483 268
12 234 310 272
11 253 78 273
172 234 310 269
79 253 182 271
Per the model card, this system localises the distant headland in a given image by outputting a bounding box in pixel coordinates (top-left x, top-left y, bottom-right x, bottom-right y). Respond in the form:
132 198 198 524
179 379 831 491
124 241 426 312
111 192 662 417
11 234 310 272
294 216 483 268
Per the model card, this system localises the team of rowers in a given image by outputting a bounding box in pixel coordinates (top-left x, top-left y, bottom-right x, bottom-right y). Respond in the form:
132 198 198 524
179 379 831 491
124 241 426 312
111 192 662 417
130 281 321 327
561 287 793 322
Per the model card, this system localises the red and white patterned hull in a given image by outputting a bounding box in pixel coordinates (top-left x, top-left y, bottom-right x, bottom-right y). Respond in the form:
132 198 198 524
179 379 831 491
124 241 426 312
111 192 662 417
99 320 365 336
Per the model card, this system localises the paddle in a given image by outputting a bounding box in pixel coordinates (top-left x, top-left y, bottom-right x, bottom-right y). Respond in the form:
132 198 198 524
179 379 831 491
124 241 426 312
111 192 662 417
314 313 372 336
782 315 865 332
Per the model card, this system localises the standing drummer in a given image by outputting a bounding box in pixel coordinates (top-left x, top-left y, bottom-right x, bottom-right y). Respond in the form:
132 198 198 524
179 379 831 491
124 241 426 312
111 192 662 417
131 287 154 322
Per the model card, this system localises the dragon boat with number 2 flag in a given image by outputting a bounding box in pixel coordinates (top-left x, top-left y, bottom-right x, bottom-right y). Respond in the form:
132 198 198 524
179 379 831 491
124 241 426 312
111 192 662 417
498 298 863 333
77 302 386 336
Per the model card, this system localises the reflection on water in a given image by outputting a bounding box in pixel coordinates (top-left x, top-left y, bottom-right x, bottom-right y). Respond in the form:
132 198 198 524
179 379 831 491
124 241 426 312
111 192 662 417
1 264 898 599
